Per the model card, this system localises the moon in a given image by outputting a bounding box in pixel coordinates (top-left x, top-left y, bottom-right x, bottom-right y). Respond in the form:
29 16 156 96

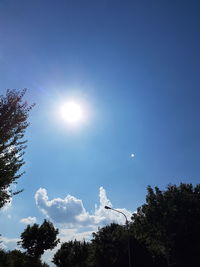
60 101 83 124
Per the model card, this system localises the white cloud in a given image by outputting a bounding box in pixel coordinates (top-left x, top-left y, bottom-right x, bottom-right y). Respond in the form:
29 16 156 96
35 186 132 227
94 187 132 225
35 188 95 227
42 249 57 267
0 236 19 250
1 197 12 212
59 228 94 242
20 216 37 225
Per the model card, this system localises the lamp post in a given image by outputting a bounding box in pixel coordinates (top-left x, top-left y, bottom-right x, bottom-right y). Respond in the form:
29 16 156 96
104 206 132 267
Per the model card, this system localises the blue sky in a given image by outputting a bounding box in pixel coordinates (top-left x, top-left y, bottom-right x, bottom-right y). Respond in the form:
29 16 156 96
0 0 200 265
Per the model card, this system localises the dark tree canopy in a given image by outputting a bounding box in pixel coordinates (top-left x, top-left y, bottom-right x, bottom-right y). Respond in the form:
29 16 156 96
90 223 153 267
52 223 153 267
90 223 129 267
18 220 59 259
53 240 90 267
132 183 200 267
0 249 49 267
0 89 33 208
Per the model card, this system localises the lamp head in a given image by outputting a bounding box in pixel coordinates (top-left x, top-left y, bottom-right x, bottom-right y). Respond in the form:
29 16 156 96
104 206 111 210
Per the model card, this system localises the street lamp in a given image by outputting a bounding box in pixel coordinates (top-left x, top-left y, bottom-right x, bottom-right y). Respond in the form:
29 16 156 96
104 206 132 267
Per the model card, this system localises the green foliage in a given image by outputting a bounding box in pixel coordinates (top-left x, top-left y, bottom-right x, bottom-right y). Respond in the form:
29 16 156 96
0 249 8 267
90 223 129 267
90 223 153 267
0 89 33 208
0 249 49 267
52 223 153 267
132 183 200 267
18 220 59 259
52 225 155 267
53 240 90 267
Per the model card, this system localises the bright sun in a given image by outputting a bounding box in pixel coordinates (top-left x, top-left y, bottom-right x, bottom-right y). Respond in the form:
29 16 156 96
60 101 83 124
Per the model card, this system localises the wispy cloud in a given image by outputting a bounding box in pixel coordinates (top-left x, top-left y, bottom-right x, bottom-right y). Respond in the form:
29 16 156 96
0 236 19 250
35 186 132 227
20 216 37 225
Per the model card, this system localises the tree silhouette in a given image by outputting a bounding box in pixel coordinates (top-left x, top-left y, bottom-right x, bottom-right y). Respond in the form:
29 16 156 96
53 240 90 267
132 183 200 267
89 223 153 267
89 223 128 267
0 249 49 267
0 89 33 208
18 220 59 259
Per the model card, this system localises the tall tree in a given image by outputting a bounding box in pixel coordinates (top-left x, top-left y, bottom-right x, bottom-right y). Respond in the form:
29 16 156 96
18 220 60 259
132 183 200 267
0 89 33 208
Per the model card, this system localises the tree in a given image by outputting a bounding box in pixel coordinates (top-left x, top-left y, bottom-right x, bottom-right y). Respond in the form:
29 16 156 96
89 223 128 267
0 89 33 208
0 249 49 267
89 223 153 267
52 223 153 267
18 220 60 259
0 249 8 267
53 240 90 267
131 183 200 267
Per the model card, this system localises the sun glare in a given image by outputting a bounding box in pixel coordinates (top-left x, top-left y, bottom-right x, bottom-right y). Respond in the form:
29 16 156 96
60 101 83 124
